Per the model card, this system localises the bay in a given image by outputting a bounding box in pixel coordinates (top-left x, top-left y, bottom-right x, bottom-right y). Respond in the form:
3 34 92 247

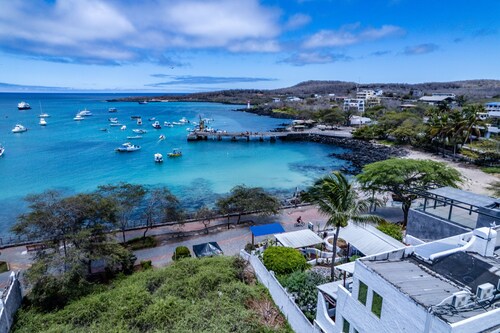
0 93 350 237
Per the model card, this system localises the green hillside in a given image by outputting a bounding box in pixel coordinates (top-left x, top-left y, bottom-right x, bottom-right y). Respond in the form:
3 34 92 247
13 256 292 333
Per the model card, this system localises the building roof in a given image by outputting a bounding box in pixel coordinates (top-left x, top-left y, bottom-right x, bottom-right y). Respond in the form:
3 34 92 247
274 229 323 248
485 102 500 106
427 187 498 208
337 223 406 256
250 223 285 237
419 95 453 102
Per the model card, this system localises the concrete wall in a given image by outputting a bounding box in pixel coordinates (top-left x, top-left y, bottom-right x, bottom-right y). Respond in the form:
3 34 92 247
314 292 336 333
0 272 23 333
240 250 318 333
476 207 500 228
407 209 470 241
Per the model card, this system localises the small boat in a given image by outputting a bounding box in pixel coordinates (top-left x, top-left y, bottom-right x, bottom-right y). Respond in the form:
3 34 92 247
100 128 108 132
108 117 118 122
110 123 123 127
39 118 47 126
167 148 182 157
0 145 4 157
138 101 148 104
115 142 141 152
108 107 118 113
39 113 50 118
172 122 181 125
77 108 92 117
137 118 142 125
154 153 163 163
148 117 156 121
74 115 84 121
120 125 127 130
152 121 161 129
12 124 28 133
179 117 189 124
17 101 31 110
130 115 141 119
133 129 147 134
159 134 165 140
127 135 142 140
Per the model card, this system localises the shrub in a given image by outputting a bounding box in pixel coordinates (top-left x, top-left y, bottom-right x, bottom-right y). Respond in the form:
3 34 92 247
244 243 256 252
377 222 403 241
349 255 361 262
141 260 152 270
262 247 307 275
125 236 157 250
172 246 191 261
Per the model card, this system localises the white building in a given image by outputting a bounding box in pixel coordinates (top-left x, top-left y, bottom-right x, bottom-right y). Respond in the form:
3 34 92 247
344 99 365 113
355 90 381 108
485 102 500 112
349 115 371 126
315 226 500 333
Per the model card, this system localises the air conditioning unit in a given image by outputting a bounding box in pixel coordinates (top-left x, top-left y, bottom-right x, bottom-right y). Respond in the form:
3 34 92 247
476 283 495 301
451 291 469 308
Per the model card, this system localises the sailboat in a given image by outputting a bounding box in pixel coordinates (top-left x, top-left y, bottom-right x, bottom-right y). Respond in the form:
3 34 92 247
38 102 50 118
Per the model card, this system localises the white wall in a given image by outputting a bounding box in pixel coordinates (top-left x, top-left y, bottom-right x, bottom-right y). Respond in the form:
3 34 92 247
0 272 23 333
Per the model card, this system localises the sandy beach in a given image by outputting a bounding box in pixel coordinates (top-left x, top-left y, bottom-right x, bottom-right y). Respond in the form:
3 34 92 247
404 149 499 196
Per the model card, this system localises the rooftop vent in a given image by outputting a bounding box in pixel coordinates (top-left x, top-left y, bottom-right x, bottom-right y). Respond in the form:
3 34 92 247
451 291 469 308
476 283 495 301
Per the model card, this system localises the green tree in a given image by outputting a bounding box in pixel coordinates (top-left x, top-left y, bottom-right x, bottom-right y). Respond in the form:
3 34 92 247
142 187 181 238
195 206 216 234
303 172 384 279
216 185 280 226
357 158 462 227
98 182 147 242
488 181 500 197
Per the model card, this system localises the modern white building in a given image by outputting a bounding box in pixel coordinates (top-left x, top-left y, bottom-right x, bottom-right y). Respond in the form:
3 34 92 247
344 99 365 113
355 90 382 108
485 102 500 112
484 103 500 138
315 226 500 333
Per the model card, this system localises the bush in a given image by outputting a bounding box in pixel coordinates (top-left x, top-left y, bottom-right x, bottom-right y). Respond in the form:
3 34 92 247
140 260 152 270
349 255 361 262
172 246 191 261
262 247 307 275
244 243 256 252
125 236 157 250
377 222 403 241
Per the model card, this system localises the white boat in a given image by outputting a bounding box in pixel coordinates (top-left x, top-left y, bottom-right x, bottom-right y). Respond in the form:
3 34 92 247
127 135 142 140
110 123 123 127
39 118 47 126
120 125 127 130
39 113 50 118
138 101 148 105
133 129 147 134
152 121 161 129
172 122 181 125
159 134 165 140
137 118 142 125
179 117 189 124
74 115 84 121
17 101 31 110
108 107 118 113
115 142 141 152
154 153 163 163
12 124 28 133
77 108 93 117
0 145 4 157
108 117 118 122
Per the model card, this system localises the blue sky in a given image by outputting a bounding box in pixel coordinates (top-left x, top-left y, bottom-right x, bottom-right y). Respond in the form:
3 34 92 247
0 0 499 92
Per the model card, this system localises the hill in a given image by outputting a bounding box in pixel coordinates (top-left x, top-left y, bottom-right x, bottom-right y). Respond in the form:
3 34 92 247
13 257 292 333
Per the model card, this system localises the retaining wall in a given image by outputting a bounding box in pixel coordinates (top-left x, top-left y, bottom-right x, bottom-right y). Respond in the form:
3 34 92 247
0 272 22 333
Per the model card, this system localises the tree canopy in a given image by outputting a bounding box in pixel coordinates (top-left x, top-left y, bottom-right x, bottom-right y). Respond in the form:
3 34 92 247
357 158 462 226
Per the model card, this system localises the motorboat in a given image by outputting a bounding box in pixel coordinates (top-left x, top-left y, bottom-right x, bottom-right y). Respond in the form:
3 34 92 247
133 129 147 134
12 124 28 133
167 148 182 157
100 128 108 132
138 101 148 104
137 118 142 125
115 142 141 152
77 108 93 117
130 115 141 119
148 117 156 121
172 122 181 125
108 107 118 113
127 135 142 140
120 125 127 130
159 134 165 140
110 123 123 127
39 118 47 126
39 113 50 118
17 101 31 110
74 114 84 121
154 153 163 163
0 145 4 157
108 117 118 122
164 121 173 127
152 121 161 129
179 117 189 124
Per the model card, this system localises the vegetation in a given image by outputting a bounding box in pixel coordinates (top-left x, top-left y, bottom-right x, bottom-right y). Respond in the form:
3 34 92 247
141 187 183 238
12 190 136 310
216 185 280 225
0 261 8 273
376 222 403 241
357 158 462 227
303 172 384 279
13 256 292 333
488 181 500 197
279 270 329 321
125 236 157 251
172 246 192 261
481 166 500 174
262 247 307 275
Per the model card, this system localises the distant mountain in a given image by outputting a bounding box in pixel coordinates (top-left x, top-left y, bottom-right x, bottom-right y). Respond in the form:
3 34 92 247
110 79 500 104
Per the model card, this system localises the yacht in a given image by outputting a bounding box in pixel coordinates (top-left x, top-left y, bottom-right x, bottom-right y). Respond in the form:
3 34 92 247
167 148 182 157
137 118 142 125
133 129 147 134
115 142 141 152
127 135 142 140
74 114 84 121
159 134 165 140
108 107 118 113
120 125 127 130
12 124 28 133
138 101 148 105
17 101 31 110
0 145 4 157
77 108 93 117
39 113 50 118
179 117 189 124
39 118 47 126
152 121 161 129
154 153 163 163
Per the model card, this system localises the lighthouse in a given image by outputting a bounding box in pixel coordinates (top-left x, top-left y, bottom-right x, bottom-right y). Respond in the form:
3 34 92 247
247 100 250 109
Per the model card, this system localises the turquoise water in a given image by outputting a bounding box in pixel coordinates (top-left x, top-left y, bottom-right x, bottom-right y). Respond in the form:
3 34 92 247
0 93 349 236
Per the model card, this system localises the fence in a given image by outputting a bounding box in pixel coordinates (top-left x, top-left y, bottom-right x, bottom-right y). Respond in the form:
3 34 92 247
0 272 22 333
240 250 319 333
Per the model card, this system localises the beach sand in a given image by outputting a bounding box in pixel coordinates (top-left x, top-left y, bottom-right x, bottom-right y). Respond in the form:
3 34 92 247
404 149 499 196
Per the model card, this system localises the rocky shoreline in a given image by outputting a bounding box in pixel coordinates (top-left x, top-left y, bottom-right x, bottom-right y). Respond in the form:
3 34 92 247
281 133 408 174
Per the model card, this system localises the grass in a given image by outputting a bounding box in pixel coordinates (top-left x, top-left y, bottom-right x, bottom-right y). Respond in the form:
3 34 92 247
376 139 396 146
0 261 8 273
13 256 292 333
481 166 500 174
124 236 157 251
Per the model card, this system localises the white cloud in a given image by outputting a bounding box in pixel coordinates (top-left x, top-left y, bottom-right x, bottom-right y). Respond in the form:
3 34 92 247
280 52 351 66
228 40 281 53
303 23 405 48
284 14 311 30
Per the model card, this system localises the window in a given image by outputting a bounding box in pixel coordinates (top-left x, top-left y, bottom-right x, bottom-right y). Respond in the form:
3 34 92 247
372 291 383 318
342 318 350 333
358 281 368 305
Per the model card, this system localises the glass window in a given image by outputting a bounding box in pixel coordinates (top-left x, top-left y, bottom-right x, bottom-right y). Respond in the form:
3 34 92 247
358 281 368 305
372 291 383 318
342 318 350 333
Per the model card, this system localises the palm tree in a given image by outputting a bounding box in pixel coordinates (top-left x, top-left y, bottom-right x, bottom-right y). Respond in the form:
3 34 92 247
304 172 384 280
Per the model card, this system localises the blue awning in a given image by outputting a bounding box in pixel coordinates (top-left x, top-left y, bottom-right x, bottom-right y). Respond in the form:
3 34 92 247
250 223 285 237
